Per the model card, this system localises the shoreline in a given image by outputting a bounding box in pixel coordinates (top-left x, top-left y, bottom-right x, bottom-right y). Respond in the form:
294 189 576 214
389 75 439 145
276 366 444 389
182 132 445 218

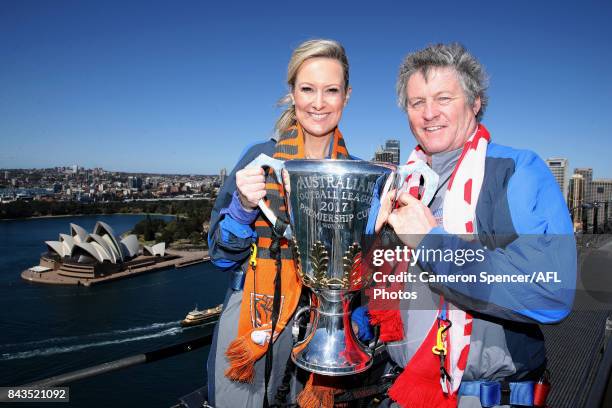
0 212 180 222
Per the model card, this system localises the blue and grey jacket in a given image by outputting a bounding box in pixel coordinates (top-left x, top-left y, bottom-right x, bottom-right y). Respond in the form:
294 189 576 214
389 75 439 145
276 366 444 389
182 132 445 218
395 142 576 384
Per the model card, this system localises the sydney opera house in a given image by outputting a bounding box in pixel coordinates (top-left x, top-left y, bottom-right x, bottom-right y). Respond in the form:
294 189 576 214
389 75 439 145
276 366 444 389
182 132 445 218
39 221 168 279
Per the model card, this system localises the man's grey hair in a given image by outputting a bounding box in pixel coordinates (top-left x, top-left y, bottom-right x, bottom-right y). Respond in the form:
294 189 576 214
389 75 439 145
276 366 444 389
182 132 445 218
396 43 489 122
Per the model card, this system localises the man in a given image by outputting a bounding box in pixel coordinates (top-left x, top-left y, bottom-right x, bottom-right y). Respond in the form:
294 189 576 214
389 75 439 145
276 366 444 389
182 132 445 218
370 43 576 408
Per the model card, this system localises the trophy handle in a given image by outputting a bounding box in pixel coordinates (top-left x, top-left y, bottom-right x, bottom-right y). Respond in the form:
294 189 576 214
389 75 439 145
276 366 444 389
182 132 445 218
397 161 439 206
292 306 316 346
244 154 292 239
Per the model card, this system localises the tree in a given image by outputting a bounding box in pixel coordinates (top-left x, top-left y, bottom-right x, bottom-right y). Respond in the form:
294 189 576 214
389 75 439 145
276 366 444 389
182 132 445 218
160 228 174 244
189 231 202 245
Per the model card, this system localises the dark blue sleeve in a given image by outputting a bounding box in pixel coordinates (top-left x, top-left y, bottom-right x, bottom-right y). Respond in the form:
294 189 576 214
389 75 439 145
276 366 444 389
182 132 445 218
208 140 275 271
221 191 260 225
419 154 576 324
351 305 374 342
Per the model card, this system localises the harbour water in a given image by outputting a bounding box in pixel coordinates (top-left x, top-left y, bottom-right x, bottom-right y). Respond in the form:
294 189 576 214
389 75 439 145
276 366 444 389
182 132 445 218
0 215 229 407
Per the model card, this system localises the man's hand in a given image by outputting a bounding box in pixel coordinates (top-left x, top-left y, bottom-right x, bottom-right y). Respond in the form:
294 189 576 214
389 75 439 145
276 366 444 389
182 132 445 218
236 167 266 210
281 169 291 195
374 189 396 233
387 192 438 247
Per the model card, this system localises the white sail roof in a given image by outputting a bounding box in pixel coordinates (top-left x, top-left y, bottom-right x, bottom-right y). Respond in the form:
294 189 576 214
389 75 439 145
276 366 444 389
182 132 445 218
93 221 124 262
90 241 112 262
151 242 165 256
44 221 148 266
59 234 75 255
72 242 103 263
144 242 165 257
120 235 140 258
46 241 67 257
87 233 117 263
70 223 88 243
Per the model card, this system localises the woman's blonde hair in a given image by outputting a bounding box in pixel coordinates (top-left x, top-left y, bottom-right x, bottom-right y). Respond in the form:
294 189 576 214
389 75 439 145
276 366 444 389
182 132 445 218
275 39 349 133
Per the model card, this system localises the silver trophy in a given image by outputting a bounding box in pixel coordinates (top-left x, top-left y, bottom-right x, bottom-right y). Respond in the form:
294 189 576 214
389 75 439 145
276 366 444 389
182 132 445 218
246 155 438 376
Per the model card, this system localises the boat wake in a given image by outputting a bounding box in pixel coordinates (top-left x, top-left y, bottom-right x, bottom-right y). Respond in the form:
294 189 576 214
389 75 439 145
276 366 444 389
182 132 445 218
1 321 179 349
0 321 182 361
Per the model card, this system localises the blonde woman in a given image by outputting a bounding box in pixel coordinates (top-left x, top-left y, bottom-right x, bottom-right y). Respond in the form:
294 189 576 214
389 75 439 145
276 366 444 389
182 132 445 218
207 39 353 407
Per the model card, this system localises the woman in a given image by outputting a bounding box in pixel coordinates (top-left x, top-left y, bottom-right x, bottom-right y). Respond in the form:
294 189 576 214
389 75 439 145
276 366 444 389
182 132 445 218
206 39 352 408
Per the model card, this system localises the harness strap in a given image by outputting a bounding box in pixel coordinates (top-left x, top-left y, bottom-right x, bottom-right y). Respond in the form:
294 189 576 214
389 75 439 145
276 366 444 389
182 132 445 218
334 368 399 403
263 232 283 408
458 380 535 407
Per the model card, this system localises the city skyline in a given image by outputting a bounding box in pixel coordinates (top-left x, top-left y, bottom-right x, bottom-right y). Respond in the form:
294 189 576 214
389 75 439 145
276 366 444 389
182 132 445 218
0 164 218 177
1 1 612 176
4 150 612 180
0 164 220 205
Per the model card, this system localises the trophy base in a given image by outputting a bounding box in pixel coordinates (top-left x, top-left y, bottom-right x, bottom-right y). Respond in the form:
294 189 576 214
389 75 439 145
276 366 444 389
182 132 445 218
291 291 372 376
292 338 373 376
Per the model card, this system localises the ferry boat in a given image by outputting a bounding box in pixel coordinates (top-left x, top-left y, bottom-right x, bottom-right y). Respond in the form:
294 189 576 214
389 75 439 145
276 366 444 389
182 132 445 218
180 304 223 327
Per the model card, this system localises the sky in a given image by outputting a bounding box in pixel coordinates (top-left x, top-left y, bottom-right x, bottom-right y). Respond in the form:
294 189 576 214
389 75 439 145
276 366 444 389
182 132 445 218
1 0 611 178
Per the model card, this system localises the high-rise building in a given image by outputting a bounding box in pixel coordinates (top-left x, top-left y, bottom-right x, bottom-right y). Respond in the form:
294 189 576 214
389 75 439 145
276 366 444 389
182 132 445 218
574 168 594 228
3 171 8 180
546 158 569 202
574 168 593 203
128 176 143 190
568 174 584 231
384 139 401 165
592 179 612 229
372 140 400 165
220 168 227 187
373 148 394 164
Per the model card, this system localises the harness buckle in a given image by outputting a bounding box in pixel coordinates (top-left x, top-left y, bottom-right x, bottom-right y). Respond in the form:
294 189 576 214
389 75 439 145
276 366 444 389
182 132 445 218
248 243 258 268
432 319 451 355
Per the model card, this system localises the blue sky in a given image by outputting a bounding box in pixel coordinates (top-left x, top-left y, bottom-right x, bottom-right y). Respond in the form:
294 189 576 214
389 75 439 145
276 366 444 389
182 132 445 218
1 0 611 178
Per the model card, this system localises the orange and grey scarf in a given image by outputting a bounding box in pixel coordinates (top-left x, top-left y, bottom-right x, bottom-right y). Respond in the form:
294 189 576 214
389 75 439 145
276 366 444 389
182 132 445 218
224 124 349 384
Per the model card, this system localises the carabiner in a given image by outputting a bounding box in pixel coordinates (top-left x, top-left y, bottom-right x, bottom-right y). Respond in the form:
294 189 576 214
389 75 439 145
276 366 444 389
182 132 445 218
432 320 451 355
249 243 258 268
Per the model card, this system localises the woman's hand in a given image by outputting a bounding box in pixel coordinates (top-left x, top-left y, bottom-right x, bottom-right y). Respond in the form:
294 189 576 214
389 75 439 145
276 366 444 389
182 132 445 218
387 192 438 247
236 167 266 210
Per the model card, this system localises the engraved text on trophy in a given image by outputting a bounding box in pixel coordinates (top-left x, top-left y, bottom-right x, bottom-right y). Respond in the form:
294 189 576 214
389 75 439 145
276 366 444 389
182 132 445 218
295 175 375 230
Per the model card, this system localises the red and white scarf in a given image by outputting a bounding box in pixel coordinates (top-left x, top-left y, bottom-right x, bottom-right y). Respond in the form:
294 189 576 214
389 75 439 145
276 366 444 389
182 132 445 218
373 124 490 407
